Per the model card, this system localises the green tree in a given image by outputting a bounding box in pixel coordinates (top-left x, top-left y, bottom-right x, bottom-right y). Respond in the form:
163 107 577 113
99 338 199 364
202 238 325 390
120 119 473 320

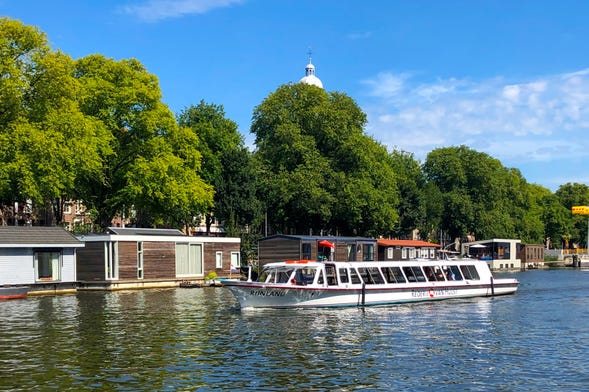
0 18 109 225
423 146 533 241
178 101 262 236
252 83 398 236
74 54 213 230
555 183 589 247
541 193 572 249
389 150 426 238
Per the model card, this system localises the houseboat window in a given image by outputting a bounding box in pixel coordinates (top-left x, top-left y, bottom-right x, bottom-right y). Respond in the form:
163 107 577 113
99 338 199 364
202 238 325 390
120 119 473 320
402 248 407 259
429 249 436 258
34 251 61 281
137 242 144 280
460 265 480 280
362 244 375 261
403 266 426 282
420 248 429 258
302 243 312 260
347 244 357 261
216 251 223 269
409 248 416 258
350 268 362 284
105 241 119 280
231 252 240 269
176 243 203 277
386 247 394 259
338 268 350 284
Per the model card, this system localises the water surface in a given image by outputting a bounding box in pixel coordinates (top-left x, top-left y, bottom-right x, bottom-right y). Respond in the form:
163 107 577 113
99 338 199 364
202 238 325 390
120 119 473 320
1 269 588 391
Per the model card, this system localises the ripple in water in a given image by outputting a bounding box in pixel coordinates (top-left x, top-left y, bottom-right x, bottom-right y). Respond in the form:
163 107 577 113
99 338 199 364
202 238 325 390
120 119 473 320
1 270 589 391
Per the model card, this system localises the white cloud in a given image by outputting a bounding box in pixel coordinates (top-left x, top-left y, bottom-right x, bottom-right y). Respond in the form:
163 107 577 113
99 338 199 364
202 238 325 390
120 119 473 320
347 31 372 40
360 69 589 173
121 0 245 22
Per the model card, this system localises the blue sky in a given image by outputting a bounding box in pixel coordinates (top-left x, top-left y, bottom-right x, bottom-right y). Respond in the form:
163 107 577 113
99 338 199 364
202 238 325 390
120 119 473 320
2 0 589 191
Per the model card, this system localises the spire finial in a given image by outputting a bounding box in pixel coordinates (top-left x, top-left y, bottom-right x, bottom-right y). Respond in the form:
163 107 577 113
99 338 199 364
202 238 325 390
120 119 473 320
307 46 313 64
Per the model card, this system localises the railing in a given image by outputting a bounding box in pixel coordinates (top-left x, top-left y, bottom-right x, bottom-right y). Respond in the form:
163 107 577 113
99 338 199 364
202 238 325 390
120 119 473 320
563 248 588 255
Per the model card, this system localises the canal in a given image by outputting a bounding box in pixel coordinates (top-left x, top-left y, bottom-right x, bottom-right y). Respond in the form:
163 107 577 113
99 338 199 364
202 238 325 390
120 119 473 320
1 269 588 391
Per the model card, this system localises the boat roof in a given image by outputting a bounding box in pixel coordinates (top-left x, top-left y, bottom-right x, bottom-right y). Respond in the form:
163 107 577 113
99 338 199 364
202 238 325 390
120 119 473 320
264 259 484 268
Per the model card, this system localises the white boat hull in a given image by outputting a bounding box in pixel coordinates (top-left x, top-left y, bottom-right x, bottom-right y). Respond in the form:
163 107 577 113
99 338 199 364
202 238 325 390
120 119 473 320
224 278 518 309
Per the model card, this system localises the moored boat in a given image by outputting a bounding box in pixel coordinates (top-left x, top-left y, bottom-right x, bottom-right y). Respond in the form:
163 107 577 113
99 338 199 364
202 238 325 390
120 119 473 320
222 259 519 309
0 286 29 300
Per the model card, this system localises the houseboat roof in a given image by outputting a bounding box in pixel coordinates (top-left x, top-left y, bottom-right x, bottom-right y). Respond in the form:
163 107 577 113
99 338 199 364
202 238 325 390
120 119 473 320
377 239 442 248
0 226 84 248
259 234 376 243
107 227 184 236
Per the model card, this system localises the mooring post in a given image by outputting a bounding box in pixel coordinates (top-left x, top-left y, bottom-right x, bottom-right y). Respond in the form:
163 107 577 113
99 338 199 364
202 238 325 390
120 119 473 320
490 276 495 296
361 282 366 306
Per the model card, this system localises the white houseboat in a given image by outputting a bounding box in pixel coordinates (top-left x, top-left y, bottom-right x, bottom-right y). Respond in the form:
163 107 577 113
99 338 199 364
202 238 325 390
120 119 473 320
222 259 519 309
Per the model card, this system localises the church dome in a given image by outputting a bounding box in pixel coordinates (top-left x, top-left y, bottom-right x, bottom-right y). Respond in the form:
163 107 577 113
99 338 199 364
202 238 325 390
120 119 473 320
299 56 323 88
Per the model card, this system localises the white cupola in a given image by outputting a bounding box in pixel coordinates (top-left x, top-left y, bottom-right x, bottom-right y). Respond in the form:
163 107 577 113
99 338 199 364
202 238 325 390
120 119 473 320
299 53 323 88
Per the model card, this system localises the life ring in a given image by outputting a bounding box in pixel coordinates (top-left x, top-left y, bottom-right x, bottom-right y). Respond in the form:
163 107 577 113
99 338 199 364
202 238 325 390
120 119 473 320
429 288 435 298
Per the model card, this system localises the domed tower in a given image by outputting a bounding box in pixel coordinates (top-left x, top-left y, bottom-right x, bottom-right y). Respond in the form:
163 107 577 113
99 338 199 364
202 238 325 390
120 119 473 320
299 52 323 88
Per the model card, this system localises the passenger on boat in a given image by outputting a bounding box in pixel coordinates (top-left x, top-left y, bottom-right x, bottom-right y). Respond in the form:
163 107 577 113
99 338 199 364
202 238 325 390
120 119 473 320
444 266 455 281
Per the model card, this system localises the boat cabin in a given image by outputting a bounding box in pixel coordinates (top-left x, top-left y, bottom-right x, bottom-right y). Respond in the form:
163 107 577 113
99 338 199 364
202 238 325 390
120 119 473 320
258 259 482 287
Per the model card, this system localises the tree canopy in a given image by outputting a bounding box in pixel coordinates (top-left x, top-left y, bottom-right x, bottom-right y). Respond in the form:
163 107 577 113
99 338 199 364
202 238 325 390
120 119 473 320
251 83 399 236
73 55 213 229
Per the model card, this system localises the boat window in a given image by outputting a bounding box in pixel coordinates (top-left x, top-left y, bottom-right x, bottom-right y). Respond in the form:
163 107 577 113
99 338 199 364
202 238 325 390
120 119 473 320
294 268 316 285
423 266 446 281
402 266 416 282
338 268 350 284
423 266 437 282
325 264 337 286
446 265 463 281
403 266 426 282
258 269 272 283
317 269 325 285
350 268 362 284
367 267 384 284
460 265 480 280
276 269 294 283
391 267 406 283
382 266 402 283
357 267 384 285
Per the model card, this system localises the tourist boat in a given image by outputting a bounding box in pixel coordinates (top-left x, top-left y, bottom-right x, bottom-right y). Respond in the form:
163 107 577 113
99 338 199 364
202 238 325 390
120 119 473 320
0 286 29 300
222 259 519 309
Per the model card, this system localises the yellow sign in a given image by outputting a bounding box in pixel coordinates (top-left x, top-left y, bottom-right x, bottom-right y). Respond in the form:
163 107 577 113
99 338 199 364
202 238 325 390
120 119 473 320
572 206 589 215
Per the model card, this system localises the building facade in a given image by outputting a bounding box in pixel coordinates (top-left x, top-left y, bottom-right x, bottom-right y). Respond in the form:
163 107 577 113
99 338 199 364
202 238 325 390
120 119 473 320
0 226 83 295
76 227 240 290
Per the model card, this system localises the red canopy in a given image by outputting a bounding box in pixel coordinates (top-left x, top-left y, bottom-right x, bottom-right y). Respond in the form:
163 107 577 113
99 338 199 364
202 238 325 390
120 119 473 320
318 240 335 249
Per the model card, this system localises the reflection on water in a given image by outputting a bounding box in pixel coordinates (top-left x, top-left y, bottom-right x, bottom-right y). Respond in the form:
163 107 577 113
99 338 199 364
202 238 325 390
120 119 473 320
1 270 589 391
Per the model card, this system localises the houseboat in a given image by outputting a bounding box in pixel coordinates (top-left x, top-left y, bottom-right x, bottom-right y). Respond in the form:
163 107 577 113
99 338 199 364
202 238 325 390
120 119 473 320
222 259 519 309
